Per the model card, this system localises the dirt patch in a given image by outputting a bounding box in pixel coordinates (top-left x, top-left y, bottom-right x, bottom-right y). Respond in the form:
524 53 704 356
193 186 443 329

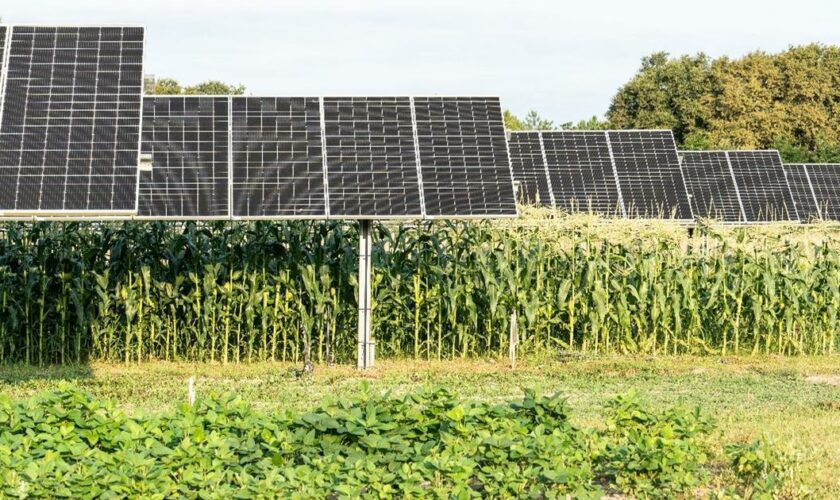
806 375 840 386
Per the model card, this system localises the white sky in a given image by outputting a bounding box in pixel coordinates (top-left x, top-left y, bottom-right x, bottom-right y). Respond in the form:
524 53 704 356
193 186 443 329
4 0 840 123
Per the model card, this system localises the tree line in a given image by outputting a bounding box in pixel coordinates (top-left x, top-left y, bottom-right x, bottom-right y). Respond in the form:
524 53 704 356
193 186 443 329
507 44 840 162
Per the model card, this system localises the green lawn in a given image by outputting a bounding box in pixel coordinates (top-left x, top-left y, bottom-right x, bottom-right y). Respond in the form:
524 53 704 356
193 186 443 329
2 355 840 496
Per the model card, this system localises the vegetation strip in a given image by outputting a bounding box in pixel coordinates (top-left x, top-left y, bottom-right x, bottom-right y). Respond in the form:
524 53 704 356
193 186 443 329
0 385 802 498
0 216 838 364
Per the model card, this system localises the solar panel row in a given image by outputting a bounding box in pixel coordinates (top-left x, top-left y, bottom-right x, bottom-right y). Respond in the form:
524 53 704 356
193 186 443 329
509 130 692 220
2 24 834 224
137 96 518 219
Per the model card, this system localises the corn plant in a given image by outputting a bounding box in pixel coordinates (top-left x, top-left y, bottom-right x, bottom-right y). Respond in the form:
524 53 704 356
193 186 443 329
0 216 837 364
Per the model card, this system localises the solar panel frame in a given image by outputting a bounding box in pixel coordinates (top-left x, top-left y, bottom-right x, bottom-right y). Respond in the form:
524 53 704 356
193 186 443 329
0 26 10 130
725 150 798 222
0 25 146 216
413 96 518 219
678 150 746 223
507 131 554 207
606 130 694 221
137 95 231 219
782 163 820 222
789 164 840 221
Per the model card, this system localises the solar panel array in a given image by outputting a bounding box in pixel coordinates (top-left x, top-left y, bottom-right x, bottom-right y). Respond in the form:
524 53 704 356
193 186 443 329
135 96 517 219
679 151 745 222
727 151 797 222
3 24 837 225
0 26 144 214
508 130 691 219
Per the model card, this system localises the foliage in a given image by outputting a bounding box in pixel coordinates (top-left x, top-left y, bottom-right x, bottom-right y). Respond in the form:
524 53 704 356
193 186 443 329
561 115 610 130
722 439 806 499
608 52 714 145
607 44 840 162
503 110 526 131
504 109 555 131
0 219 838 364
0 385 793 498
599 390 715 498
146 77 246 95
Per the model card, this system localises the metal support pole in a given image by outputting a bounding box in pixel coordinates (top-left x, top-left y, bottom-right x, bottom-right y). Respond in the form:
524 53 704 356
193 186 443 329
357 220 374 369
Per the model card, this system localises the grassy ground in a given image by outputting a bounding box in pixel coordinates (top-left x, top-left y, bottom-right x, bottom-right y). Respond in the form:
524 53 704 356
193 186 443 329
2 355 840 496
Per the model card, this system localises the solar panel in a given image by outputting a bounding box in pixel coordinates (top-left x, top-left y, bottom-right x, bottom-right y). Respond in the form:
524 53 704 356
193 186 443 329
782 164 820 222
540 131 623 216
507 132 553 206
322 97 422 217
138 96 229 218
230 97 327 218
679 151 745 222
0 26 144 214
606 130 693 219
792 164 840 221
727 151 797 222
414 97 516 217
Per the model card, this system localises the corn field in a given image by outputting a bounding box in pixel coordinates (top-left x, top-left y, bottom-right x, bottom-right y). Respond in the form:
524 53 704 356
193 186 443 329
0 218 838 365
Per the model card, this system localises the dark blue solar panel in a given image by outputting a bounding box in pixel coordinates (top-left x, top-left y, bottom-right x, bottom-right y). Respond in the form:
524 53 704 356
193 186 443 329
508 132 553 206
230 97 327 217
727 151 797 222
791 164 840 221
679 151 744 222
607 130 693 220
0 26 144 213
414 97 516 217
139 96 229 217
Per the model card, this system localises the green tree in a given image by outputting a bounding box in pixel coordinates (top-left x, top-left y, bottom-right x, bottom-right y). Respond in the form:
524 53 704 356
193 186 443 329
503 110 555 131
146 78 246 96
185 80 246 95
503 110 526 131
607 52 714 144
562 116 609 130
608 45 840 162
149 78 183 95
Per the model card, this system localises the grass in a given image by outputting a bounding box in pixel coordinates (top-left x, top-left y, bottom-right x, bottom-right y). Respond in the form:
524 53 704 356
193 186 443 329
2 355 839 495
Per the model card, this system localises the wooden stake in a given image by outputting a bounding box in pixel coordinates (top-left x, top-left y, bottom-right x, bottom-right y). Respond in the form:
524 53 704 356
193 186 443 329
509 312 519 370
